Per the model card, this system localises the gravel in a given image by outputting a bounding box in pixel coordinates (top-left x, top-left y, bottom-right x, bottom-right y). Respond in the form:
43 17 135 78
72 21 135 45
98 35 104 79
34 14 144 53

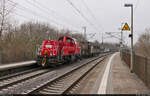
0 56 100 94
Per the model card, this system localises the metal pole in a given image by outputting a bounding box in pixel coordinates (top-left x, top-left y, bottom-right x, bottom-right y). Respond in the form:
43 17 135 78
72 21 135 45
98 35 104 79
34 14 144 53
131 5 134 72
83 26 86 40
102 32 104 52
120 23 123 58
121 23 123 47
102 32 103 44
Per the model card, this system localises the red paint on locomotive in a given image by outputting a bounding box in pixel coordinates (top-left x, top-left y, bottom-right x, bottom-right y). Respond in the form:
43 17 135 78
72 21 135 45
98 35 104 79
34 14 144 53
37 36 81 67
40 40 59 56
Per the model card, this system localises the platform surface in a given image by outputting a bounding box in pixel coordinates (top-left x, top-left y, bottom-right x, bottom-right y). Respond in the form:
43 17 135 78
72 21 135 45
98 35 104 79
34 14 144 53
0 61 36 70
97 52 150 94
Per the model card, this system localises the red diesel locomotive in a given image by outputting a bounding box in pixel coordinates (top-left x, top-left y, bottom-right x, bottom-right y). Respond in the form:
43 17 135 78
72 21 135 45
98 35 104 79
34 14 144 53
37 36 81 67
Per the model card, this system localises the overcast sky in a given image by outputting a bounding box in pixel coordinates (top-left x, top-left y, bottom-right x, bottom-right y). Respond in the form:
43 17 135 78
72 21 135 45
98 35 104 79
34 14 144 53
10 0 150 46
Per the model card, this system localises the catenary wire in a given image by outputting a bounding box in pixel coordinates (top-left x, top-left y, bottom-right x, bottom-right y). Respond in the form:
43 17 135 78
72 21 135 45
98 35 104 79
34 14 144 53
8 0 80 32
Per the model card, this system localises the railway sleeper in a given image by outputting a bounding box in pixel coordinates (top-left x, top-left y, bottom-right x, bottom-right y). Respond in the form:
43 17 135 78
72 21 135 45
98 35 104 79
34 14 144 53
48 85 63 88
48 83 69 89
43 88 62 93
46 87 64 91
39 90 59 94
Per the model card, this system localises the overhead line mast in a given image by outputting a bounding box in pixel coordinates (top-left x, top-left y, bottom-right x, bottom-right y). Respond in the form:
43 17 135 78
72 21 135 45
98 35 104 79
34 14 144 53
81 0 104 42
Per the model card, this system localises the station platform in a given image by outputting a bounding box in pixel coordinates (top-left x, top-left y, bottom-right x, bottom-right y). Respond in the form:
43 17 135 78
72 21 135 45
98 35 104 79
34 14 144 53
0 61 36 71
97 52 150 94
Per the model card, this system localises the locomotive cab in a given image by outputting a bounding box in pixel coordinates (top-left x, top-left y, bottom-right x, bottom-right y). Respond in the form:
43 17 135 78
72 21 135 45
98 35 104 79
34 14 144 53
37 40 59 67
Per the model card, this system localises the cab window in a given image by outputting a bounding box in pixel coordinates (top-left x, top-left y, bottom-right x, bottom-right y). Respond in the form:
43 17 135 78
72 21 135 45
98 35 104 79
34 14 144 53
72 40 75 44
66 38 71 43
58 37 63 41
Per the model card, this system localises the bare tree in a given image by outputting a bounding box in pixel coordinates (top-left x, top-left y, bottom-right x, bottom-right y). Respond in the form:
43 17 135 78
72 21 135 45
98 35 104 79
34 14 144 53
135 28 150 57
0 0 15 38
0 20 87 64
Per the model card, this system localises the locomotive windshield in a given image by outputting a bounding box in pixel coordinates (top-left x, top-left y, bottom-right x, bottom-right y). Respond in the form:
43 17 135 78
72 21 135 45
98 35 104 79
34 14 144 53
58 37 64 41
72 40 75 44
66 38 71 43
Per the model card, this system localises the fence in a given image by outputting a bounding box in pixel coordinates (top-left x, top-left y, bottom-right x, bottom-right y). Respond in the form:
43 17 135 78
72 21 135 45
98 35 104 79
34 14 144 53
121 51 150 89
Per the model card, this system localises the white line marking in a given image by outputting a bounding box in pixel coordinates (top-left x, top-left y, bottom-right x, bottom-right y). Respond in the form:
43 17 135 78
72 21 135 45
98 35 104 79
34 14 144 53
98 53 117 94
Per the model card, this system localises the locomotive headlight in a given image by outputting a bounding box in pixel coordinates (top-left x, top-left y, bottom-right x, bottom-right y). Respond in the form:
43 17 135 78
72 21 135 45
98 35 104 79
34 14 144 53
50 52 52 56
46 45 52 48
44 50 48 55
39 51 41 55
37 51 41 55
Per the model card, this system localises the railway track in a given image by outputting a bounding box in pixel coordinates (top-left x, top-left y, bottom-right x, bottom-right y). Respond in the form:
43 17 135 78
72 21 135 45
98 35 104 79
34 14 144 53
0 61 37 77
0 68 52 93
0 53 111 94
28 54 107 94
0 67 41 81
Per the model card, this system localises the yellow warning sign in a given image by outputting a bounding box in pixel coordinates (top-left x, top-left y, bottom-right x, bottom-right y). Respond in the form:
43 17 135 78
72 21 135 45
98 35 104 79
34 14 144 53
122 23 130 31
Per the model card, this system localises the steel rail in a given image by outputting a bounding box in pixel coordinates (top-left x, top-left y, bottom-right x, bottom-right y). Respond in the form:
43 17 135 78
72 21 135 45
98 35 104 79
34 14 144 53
0 68 52 91
28 53 110 94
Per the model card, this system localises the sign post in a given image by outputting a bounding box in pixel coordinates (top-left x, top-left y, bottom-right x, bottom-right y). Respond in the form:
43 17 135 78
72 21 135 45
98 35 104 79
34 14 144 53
122 21 133 72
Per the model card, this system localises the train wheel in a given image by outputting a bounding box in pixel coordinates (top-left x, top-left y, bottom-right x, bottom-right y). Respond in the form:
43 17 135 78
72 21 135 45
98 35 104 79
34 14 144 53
42 56 47 67
70 55 76 63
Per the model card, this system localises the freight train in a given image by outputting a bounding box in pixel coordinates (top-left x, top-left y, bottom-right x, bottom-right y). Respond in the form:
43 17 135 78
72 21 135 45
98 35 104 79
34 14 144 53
36 36 101 67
